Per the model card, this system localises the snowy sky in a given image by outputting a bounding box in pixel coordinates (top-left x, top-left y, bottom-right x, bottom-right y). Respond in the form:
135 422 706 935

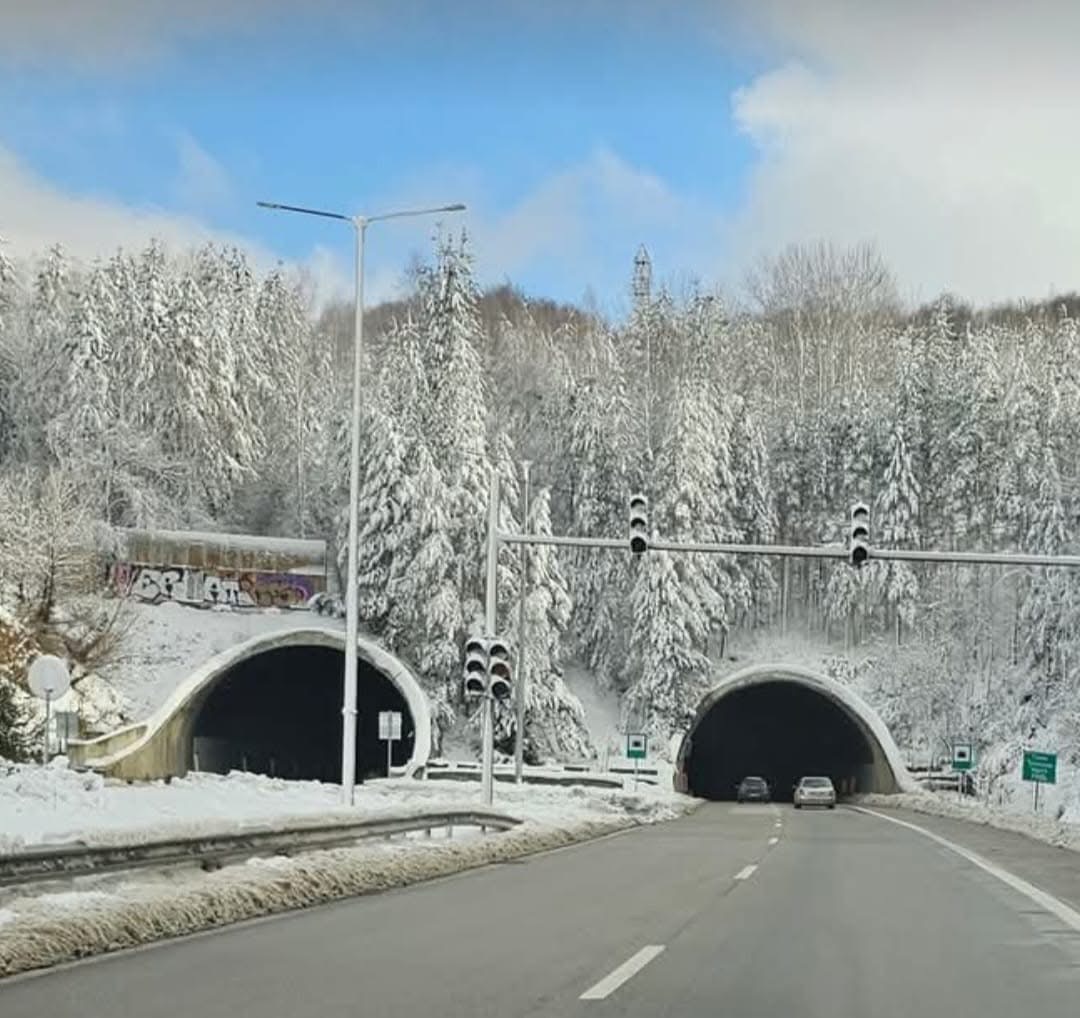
0 0 1078 309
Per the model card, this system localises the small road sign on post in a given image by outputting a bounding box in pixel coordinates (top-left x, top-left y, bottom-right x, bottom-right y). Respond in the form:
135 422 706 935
379 711 402 778
1022 750 1057 813
952 743 974 772
627 733 647 790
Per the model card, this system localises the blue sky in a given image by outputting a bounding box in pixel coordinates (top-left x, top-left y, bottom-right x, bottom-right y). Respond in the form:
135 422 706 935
2 2 1079 310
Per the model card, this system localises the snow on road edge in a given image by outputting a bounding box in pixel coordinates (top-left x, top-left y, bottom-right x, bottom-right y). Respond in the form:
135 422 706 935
0 804 698 979
854 792 1080 854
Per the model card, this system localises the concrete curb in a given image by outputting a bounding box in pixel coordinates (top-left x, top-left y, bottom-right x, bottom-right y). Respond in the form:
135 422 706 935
0 804 697 979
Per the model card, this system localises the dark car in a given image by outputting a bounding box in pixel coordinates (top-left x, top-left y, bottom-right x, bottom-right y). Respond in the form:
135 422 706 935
736 775 771 803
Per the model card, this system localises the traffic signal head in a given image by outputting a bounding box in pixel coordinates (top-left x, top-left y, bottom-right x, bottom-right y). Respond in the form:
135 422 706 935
628 493 649 555
488 638 513 700
849 501 870 567
463 637 489 698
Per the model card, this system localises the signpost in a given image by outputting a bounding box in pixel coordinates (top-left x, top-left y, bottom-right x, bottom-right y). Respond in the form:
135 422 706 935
952 743 973 772
951 743 974 799
627 733 647 789
27 655 72 764
379 711 402 778
1022 750 1057 812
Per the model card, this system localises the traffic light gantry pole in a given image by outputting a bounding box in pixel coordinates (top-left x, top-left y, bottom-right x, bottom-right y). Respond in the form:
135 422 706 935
470 485 1080 805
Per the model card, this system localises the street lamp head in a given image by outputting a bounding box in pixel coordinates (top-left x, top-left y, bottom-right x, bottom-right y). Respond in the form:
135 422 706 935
256 200 350 221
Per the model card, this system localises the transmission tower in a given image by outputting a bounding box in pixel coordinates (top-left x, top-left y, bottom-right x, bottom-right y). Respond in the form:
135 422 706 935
632 244 652 305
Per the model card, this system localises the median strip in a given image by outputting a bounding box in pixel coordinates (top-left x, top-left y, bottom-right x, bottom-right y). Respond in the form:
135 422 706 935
580 945 665 1000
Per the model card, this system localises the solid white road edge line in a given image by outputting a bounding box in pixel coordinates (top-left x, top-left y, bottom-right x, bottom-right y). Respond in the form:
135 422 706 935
580 945 666 1000
734 864 758 880
768 836 779 846
852 807 1080 934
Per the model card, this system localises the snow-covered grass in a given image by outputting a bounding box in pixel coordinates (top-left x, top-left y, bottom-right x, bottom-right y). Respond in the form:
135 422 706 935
0 764 697 977
0 758 689 854
856 790 1080 854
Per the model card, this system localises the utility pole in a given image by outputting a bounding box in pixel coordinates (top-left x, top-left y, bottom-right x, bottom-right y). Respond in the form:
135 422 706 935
514 461 531 783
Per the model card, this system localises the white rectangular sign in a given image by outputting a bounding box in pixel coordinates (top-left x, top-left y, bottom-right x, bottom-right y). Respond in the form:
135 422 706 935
379 711 402 741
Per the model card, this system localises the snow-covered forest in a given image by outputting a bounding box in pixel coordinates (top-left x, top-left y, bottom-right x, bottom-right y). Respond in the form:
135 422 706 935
1 232 1079 790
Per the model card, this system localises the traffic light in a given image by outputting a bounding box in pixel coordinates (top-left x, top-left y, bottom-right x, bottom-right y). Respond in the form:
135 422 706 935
849 501 870 567
463 637 489 698
488 638 513 701
628 493 649 555
462 635 513 699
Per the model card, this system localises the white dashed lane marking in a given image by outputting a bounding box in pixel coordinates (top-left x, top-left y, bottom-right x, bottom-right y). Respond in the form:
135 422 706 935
580 945 666 1000
734 864 758 881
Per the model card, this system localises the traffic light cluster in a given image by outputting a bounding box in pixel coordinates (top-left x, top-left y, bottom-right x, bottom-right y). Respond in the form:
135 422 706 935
628 493 649 554
463 636 513 701
849 501 870 567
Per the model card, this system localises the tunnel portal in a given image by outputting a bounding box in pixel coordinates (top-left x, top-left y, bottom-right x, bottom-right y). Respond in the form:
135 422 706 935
680 667 907 801
191 645 414 782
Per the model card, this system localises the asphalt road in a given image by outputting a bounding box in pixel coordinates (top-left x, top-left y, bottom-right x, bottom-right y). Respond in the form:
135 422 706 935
3 803 1080 1017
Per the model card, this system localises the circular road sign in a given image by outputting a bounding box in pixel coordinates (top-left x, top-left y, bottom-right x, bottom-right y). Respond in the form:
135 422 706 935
27 655 72 700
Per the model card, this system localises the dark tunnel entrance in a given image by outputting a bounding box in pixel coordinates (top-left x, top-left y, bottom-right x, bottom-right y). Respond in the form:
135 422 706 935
191 646 414 782
685 681 877 801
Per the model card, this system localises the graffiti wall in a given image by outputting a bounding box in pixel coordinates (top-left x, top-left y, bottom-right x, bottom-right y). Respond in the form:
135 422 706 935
110 563 317 609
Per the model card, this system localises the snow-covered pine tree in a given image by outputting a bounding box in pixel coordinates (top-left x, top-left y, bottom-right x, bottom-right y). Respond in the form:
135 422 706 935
874 418 921 643
563 330 633 686
1020 441 1073 696
622 549 711 743
417 233 490 604
731 402 778 627
352 396 413 631
510 486 591 762
46 263 115 513
16 245 71 464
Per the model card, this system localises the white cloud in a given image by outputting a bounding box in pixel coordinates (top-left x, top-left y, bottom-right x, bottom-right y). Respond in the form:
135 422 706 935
0 145 250 263
172 133 234 212
727 0 1080 304
0 146 350 308
0 0 355 68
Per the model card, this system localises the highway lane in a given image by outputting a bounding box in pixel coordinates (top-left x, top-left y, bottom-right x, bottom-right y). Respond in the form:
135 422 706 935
2 802 1080 1017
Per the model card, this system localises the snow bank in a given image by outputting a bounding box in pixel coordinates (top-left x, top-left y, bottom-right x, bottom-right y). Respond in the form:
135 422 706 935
855 791 1080 854
0 760 689 853
0 783 696 977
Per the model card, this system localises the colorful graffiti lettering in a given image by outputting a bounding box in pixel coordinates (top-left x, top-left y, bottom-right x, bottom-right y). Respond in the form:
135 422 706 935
111 564 316 609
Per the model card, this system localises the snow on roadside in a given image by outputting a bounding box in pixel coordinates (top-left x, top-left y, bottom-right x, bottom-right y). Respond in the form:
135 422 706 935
855 790 1080 854
0 773 698 977
0 758 688 854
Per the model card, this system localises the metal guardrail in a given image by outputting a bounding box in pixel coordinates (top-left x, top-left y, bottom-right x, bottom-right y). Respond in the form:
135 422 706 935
0 809 522 889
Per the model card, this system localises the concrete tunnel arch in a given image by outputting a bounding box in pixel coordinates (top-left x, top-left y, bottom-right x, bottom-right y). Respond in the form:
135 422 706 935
68 627 432 782
674 663 918 799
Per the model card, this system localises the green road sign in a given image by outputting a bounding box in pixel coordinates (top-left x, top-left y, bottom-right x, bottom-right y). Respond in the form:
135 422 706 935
627 733 647 760
952 743 974 772
1022 750 1057 784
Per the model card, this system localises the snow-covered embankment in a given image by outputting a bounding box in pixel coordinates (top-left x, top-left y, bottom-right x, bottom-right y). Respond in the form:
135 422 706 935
0 766 696 977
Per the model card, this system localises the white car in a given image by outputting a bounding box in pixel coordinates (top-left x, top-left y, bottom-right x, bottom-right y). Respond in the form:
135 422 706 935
793 775 837 809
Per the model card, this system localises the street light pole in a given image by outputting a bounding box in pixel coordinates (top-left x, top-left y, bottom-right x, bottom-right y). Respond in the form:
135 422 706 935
514 460 531 783
257 198 465 806
340 216 366 802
